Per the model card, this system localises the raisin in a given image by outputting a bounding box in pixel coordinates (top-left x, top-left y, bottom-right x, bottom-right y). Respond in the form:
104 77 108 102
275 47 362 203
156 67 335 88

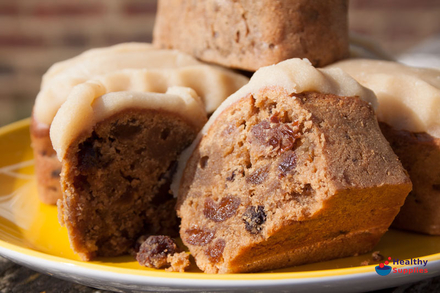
226 170 236 182
270 114 280 123
200 156 209 169
250 119 300 155
278 151 297 177
136 235 178 269
204 196 241 222
185 228 215 246
77 139 100 171
205 239 226 264
51 169 61 178
246 166 269 185
243 206 266 234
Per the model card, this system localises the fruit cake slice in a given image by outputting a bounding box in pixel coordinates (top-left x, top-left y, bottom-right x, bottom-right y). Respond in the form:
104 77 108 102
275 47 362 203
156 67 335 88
327 59 440 235
175 58 412 273
51 82 207 261
32 43 248 204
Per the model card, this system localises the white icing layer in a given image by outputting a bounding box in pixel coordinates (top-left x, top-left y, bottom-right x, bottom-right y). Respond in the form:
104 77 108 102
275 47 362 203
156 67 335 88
50 82 207 161
35 43 247 125
327 59 440 137
93 67 248 115
171 58 377 197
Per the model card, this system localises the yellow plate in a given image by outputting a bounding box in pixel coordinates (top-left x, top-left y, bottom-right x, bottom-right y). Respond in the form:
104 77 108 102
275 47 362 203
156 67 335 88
0 118 439 292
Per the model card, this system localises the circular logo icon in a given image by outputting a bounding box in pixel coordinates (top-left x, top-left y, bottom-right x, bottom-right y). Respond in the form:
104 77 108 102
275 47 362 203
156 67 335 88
375 265 392 276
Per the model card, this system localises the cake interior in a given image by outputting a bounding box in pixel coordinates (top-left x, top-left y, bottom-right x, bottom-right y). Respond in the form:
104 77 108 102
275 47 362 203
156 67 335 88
380 122 440 235
59 109 198 260
178 89 410 273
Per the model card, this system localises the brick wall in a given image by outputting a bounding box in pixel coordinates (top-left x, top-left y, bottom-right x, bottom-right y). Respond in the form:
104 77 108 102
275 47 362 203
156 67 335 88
0 0 439 127
0 0 157 126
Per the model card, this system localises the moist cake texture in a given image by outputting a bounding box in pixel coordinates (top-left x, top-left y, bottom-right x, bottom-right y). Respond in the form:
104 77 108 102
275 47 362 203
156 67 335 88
153 0 349 71
380 123 440 235
51 84 207 260
176 59 412 273
32 43 248 204
327 59 440 235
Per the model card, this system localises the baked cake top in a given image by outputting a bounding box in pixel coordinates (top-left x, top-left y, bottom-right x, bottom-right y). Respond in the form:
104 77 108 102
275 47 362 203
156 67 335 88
172 58 377 196
93 67 248 115
40 43 198 87
50 82 207 160
34 43 248 125
327 59 440 138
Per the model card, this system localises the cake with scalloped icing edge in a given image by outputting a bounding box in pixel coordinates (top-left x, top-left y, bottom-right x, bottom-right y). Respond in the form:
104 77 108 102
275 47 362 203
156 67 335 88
174 58 412 273
50 81 207 261
31 43 248 204
326 59 440 235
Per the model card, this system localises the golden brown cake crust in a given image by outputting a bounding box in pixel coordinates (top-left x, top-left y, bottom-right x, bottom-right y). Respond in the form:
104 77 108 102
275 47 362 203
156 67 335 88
153 0 349 71
30 116 62 205
177 89 411 273
380 122 440 235
59 108 201 261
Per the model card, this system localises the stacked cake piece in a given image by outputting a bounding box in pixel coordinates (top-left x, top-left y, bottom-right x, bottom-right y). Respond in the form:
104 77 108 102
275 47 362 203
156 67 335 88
30 0 440 274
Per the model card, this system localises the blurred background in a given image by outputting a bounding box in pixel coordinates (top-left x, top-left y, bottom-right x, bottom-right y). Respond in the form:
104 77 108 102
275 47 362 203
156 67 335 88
0 0 439 127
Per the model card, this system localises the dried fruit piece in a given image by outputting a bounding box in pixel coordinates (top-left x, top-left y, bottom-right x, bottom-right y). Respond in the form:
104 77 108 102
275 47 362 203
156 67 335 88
205 239 226 263
246 166 269 185
278 151 297 177
204 196 241 222
250 119 300 155
226 170 236 182
243 206 267 234
136 235 178 269
77 138 100 171
185 228 215 246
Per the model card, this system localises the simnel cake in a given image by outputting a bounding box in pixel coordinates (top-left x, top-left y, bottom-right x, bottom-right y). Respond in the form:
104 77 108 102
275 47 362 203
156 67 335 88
51 81 207 261
31 43 248 204
153 0 349 71
327 59 440 235
174 58 412 273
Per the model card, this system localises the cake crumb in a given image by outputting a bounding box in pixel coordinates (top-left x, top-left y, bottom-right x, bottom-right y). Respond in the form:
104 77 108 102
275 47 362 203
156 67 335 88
136 235 179 269
361 251 384 266
136 235 190 272
165 252 190 272
372 251 384 261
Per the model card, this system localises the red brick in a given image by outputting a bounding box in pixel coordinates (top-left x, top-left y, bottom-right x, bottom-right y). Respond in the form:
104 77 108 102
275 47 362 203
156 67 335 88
0 3 19 16
123 2 157 15
61 34 89 47
0 64 14 75
351 0 440 10
105 33 153 45
33 3 105 17
0 35 44 47
383 24 418 41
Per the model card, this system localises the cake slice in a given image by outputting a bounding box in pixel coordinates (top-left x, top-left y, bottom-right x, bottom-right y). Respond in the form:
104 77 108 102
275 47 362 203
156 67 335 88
175 58 412 273
327 59 440 235
32 43 248 204
153 0 349 70
50 82 207 261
